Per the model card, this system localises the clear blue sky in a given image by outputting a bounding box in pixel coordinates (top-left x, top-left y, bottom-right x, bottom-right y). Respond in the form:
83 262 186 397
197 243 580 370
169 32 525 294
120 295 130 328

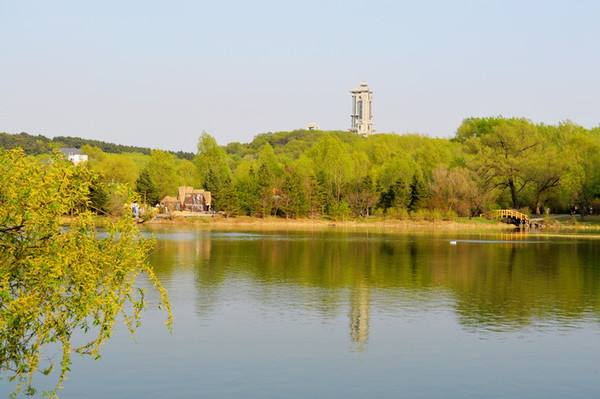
1 0 599 151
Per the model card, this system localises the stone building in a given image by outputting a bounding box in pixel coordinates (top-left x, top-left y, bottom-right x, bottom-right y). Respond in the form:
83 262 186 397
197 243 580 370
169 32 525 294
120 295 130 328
350 82 373 136
159 186 212 213
178 186 212 212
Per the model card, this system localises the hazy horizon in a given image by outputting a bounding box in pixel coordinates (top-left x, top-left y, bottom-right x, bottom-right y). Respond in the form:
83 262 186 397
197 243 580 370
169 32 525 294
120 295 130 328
2 0 599 152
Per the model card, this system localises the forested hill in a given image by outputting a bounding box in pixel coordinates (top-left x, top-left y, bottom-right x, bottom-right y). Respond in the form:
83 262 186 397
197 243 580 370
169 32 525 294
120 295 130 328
0 131 194 160
224 130 355 159
223 129 444 160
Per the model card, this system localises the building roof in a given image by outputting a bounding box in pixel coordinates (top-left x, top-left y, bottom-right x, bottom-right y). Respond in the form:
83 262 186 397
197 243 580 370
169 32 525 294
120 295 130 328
59 147 81 156
351 82 372 93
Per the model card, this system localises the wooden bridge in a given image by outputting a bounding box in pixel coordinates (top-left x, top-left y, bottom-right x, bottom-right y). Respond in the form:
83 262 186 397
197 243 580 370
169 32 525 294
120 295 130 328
491 209 531 227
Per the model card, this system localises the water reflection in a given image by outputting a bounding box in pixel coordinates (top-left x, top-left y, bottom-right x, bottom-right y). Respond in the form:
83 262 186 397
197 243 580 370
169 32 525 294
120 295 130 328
350 285 369 349
146 229 600 346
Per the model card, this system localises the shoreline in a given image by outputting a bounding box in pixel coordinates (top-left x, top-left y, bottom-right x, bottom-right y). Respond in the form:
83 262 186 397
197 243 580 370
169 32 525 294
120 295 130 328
60 214 600 237
144 215 516 232
142 215 600 237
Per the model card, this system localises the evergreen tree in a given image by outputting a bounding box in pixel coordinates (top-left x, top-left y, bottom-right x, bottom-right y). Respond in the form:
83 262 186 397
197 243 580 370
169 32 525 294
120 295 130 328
235 165 259 216
282 167 307 218
378 177 409 214
306 174 325 218
218 177 238 217
378 185 395 214
204 168 222 209
194 132 233 211
136 168 159 205
408 174 427 212
255 162 274 217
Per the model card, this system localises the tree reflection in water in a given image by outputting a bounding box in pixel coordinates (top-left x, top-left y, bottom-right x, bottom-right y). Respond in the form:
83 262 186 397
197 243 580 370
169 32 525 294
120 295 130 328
147 229 600 345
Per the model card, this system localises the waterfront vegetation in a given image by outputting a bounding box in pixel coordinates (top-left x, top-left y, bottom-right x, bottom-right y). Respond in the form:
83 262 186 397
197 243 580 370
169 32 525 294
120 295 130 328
4 117 599 220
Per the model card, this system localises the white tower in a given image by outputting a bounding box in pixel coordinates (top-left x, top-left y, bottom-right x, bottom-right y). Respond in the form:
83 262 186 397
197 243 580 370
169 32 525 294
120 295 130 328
350 82 373 136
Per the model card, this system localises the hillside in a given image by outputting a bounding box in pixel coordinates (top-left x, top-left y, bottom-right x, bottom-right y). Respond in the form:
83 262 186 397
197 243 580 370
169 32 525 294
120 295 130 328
0 131 194 159
223 129 454 163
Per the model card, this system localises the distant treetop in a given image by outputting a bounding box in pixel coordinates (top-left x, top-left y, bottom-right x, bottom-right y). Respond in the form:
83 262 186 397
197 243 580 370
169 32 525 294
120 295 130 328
0 131 194 160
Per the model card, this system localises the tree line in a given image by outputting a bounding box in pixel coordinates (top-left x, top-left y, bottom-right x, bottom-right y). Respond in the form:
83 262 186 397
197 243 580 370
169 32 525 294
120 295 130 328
17 117 600 219
0 131 194 159
192 118 600 218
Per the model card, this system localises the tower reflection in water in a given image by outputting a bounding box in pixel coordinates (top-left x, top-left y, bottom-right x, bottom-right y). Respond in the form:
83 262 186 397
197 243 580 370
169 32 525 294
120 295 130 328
350 285 370 350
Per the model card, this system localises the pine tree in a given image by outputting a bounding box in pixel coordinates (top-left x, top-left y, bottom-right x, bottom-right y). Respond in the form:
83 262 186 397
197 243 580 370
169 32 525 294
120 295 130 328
204 168 222 210
378 178 409 214
255 163 273 217
136 168 159 205
408 174 427 212
282 168 307 218
219 177 238 217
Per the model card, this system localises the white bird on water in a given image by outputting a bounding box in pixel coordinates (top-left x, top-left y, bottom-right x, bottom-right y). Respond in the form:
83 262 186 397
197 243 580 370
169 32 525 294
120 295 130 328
449 240 457 245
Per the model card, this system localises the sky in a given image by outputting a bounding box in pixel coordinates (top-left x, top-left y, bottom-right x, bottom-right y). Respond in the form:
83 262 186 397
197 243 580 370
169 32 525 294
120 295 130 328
1 0 599 151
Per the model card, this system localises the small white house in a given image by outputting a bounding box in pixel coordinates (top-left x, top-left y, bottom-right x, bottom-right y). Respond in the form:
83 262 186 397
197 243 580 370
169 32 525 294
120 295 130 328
60 147 88 165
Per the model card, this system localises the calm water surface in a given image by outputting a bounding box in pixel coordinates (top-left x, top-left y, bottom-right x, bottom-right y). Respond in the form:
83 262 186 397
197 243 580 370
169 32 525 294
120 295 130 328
4 228 600 398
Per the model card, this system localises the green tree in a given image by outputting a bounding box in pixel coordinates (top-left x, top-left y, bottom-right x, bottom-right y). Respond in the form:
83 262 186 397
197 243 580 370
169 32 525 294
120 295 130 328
0 149 171 396
146 150 180 199
408 173 427 212
527 144 568 214
194 132 233 211
281 167 308 218
88 176 109 214
348 175 377 217
232 161 259 216
255 162 274 217
82 145 139 186
176 159 201 187
310 136 352 210
136 168 160 205
378 177 410 214
459 118 540 209
218 177 239 217
554 124 600 212
429 166 493 216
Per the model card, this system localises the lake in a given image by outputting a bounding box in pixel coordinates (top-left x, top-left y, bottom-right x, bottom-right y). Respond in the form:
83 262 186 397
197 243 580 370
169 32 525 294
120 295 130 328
3 228 600 398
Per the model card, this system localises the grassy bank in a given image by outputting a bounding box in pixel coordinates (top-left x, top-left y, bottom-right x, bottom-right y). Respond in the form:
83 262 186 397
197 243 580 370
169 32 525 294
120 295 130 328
60 214 600 236
144 215 514 233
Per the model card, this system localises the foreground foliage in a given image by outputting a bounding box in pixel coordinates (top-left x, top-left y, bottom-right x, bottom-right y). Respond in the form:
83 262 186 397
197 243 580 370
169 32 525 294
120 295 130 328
0 149 172 397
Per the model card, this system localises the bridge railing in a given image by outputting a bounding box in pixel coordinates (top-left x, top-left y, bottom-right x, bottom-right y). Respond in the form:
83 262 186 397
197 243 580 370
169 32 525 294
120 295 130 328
490 209 529 223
